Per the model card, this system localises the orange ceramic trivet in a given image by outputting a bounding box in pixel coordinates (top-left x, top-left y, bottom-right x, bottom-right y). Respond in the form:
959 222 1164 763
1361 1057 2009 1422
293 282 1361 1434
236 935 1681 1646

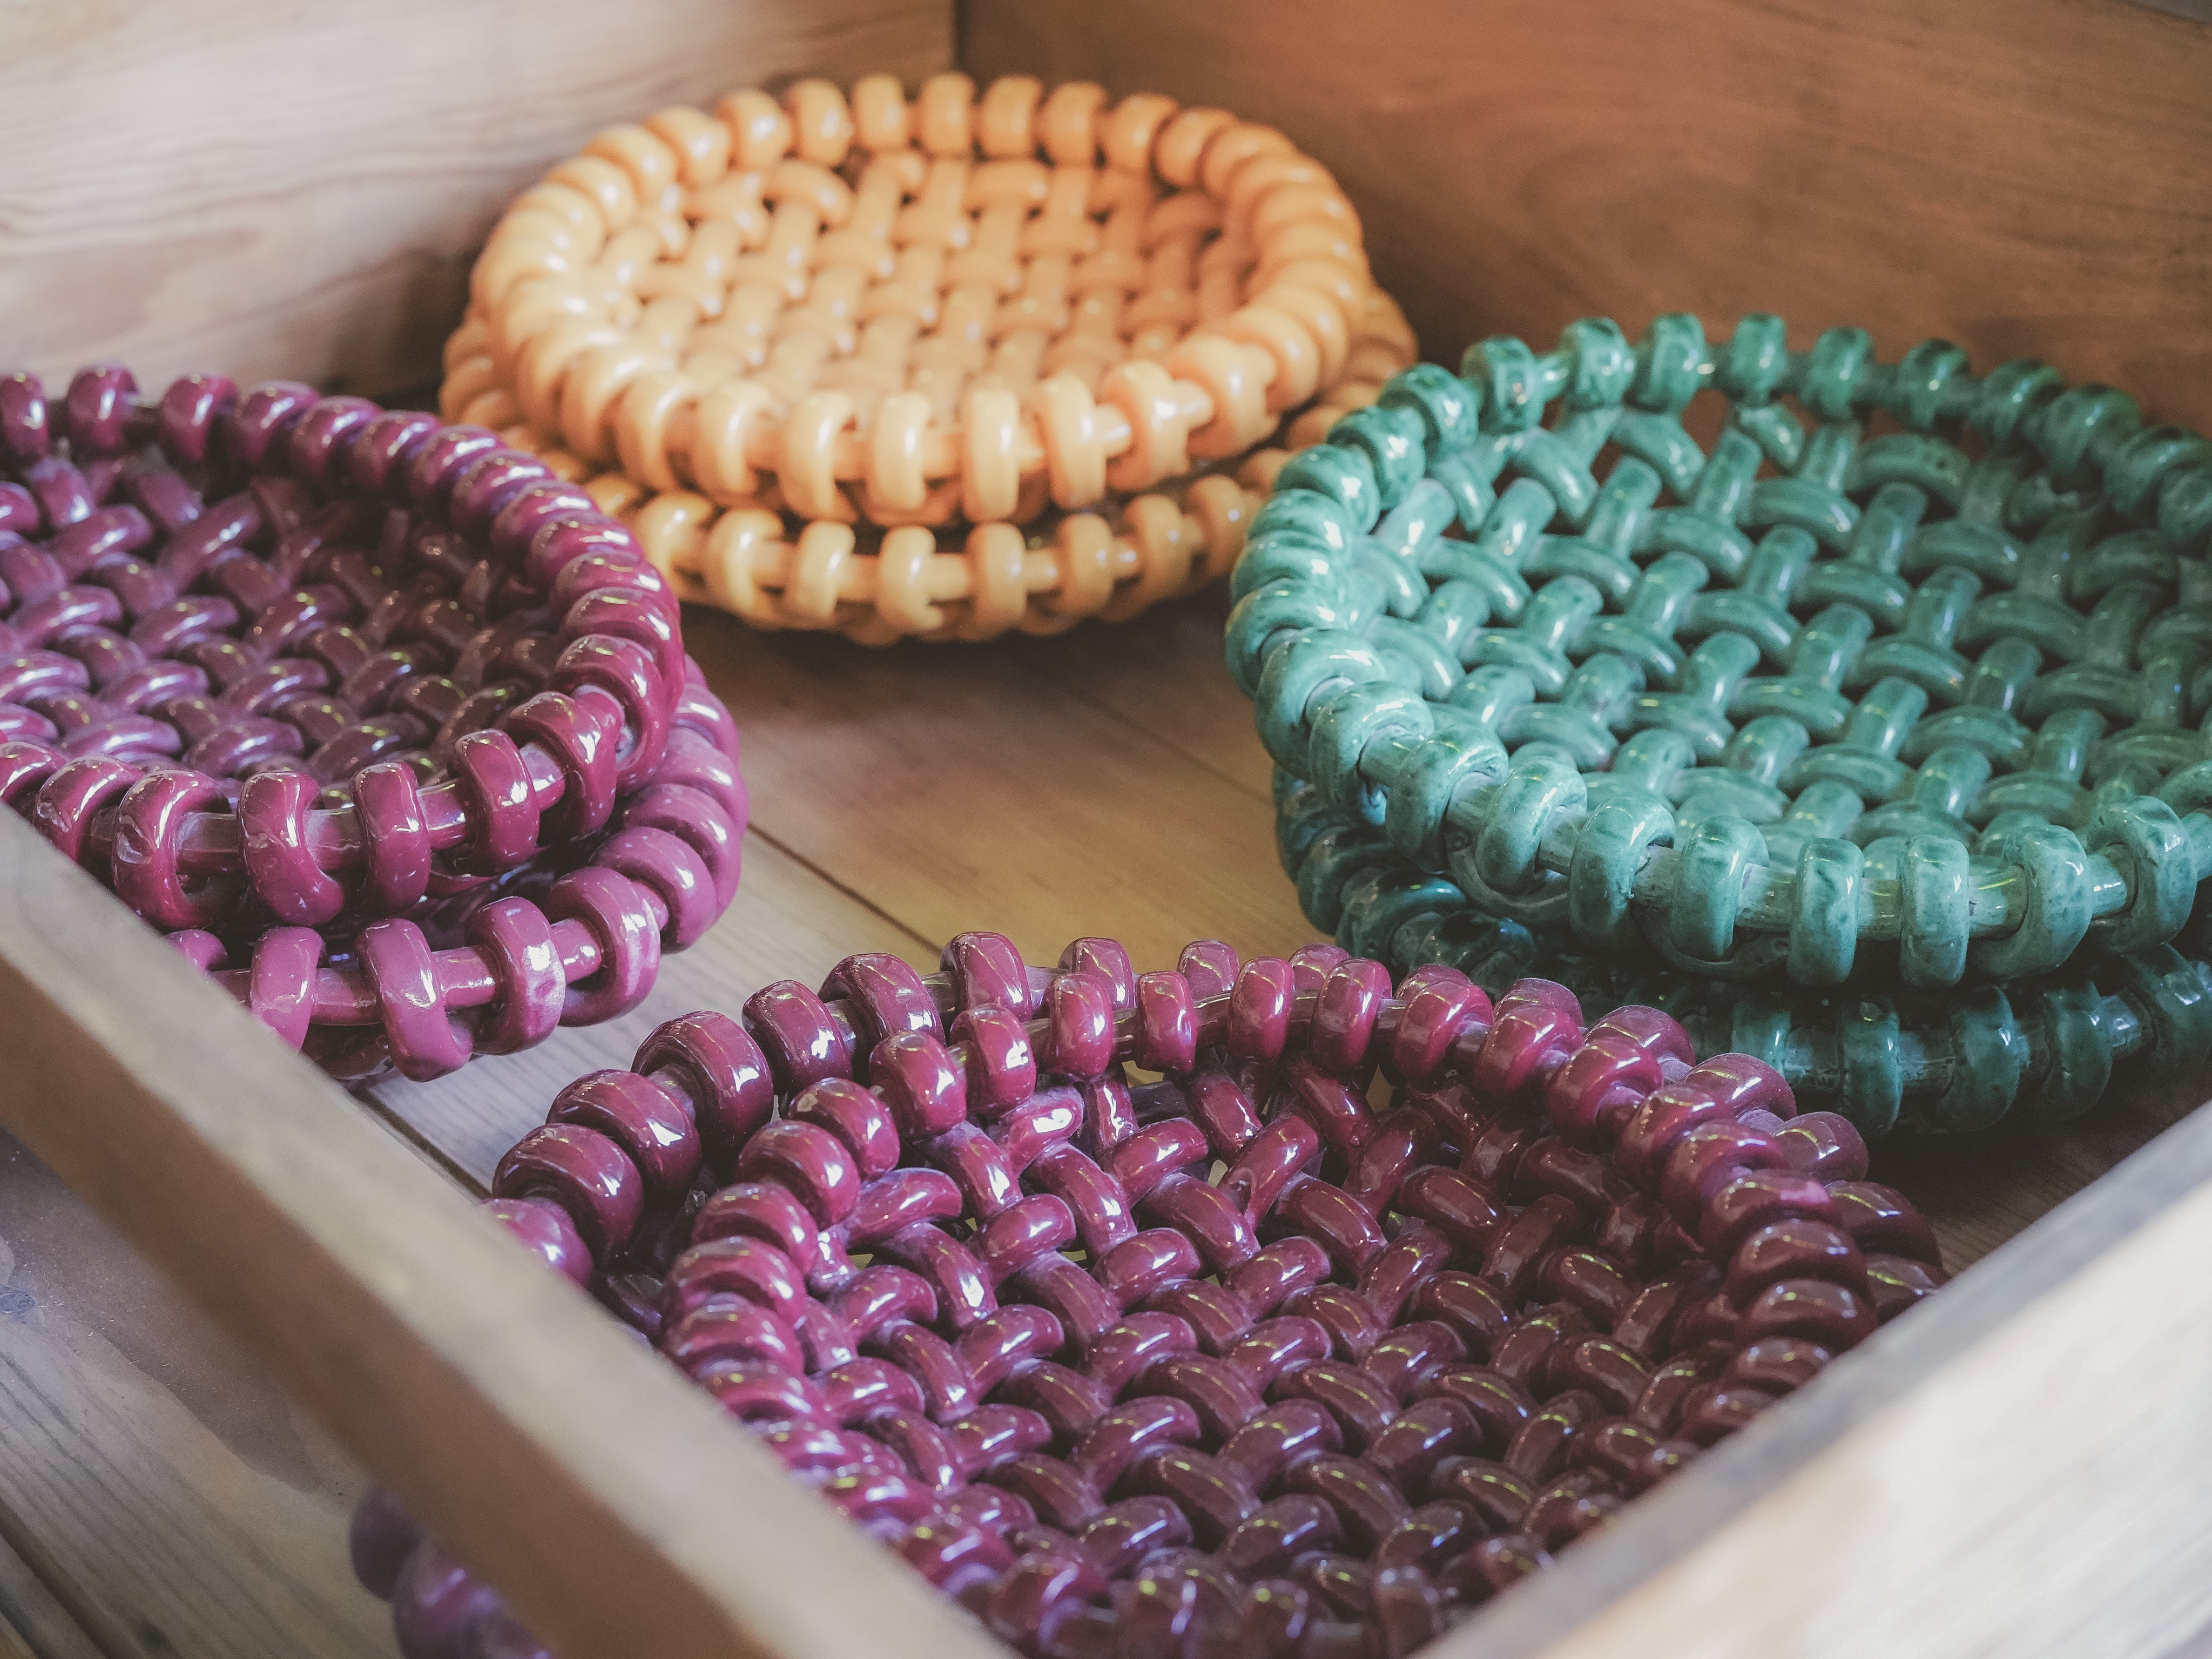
442 72 1415 643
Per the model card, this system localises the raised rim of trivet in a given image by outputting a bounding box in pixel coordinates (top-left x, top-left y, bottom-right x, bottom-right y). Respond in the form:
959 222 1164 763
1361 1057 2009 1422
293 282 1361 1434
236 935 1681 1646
1270 773 2212 1137
0 366 747 1080
440 71 1417 640
353 932 1948 1659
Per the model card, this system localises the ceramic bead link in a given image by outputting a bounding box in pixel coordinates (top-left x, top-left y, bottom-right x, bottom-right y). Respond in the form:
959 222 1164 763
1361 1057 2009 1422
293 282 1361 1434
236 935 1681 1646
165 675 743 1082
441 71 1415 641
588 449 1280 642
0 365 748 1077
359 931 1946 1659
1276 785 2212 1135
1226 315 2212 996
0 366 697 921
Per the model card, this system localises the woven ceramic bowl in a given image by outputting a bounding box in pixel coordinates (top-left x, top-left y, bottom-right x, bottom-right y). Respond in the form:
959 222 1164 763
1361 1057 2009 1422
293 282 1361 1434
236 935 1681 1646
441 71 1415 643
0 366 746 1082
352 930 1945 1657
1224 314 2212 1135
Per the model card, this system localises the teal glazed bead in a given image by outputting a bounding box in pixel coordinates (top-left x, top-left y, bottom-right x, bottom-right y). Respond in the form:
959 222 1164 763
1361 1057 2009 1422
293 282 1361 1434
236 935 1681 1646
1229 311 2212 1135
1897 837 1971 987
1923 988 2026 1134
1568 794 1674 950
1668 818 1766 964
1836 997 1905 1138
1970 821 2091 980
1788 838 1864 986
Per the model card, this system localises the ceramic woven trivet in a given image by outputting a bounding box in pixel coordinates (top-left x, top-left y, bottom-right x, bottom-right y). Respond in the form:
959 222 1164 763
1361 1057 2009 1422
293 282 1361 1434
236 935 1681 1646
352 932 1945 1657
0 366 746 1081
1225 314 2212 1134
442 72 1415 642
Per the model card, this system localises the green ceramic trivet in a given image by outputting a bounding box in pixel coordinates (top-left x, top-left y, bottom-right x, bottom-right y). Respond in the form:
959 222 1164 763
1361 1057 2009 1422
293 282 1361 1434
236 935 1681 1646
1225 312 2212 1134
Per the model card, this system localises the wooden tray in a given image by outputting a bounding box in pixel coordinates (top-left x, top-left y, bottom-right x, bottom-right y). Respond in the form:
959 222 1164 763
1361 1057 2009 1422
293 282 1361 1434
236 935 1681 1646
3 1 2211 1656
6 594 2212 1659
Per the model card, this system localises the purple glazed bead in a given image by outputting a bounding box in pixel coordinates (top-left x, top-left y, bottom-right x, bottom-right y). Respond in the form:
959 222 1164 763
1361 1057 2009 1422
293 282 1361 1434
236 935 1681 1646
348 1487 423 1600
481 1195 595 1288
222 381 317 469
488 483 600 563
449 451 556 542
493 1124 645 1265
157 373 239 466
0 374 50 463
404 426 503 511
63 366 138 456
391 1541 505 1659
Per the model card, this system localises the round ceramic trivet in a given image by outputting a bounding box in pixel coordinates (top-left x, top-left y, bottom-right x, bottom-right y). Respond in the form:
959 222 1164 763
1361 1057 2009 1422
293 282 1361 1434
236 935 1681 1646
0 366 746 1081
355 932 1944 1657
442 71 1417 642
1225 314 2212 1135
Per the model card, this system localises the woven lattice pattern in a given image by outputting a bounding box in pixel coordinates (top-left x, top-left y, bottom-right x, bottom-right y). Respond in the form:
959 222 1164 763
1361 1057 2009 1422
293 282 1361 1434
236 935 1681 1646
354 933 1946 1658
442 72 1415 642
1224 314 2212 1132
0 366 745 1081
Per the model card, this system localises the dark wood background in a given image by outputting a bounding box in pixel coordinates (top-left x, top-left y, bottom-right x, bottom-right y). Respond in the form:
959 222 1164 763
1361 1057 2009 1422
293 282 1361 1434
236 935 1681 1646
968 0 2212 426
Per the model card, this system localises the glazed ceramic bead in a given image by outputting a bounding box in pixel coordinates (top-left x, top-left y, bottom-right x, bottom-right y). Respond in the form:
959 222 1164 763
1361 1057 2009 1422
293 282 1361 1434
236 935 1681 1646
480 1196 594 1288
367 935 1952 1658
493 1124 645 1262
348 1488 423 1601
1239 315 2212 1133
390 1540 507 1659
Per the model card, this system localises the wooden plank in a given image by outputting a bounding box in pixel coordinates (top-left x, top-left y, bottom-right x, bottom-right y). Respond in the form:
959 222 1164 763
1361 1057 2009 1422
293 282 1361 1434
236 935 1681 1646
0 1131 382 1659
678 605 1314 978
962 0 2212 430
1451 1084 2212 1659
0 0 950 397
372 828 930 1188
0 808 1000 1659
0 1513 103 1659
1001 589 1277 803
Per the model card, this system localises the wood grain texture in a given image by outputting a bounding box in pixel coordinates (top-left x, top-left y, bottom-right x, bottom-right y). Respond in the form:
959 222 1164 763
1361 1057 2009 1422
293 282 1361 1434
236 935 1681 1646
0 0 950 399
0 806 998 1659
679 603 1314 977
0 1132 381 1659
0 1507 103 1659
1002 588 1277 802
963 0 2212 429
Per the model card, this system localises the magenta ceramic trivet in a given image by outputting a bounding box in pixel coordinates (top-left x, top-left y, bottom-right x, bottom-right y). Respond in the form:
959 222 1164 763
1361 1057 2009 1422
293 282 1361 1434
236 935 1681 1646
0 366 746 1080
355 933 1946 1657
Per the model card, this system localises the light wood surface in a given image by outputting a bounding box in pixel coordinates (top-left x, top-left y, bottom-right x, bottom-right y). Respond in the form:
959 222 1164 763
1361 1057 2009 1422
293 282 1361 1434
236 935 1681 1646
0 807 997 1659
963 0 2212 430
0 1512 103 1659
0 0 949 399
0 1131 382 1659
